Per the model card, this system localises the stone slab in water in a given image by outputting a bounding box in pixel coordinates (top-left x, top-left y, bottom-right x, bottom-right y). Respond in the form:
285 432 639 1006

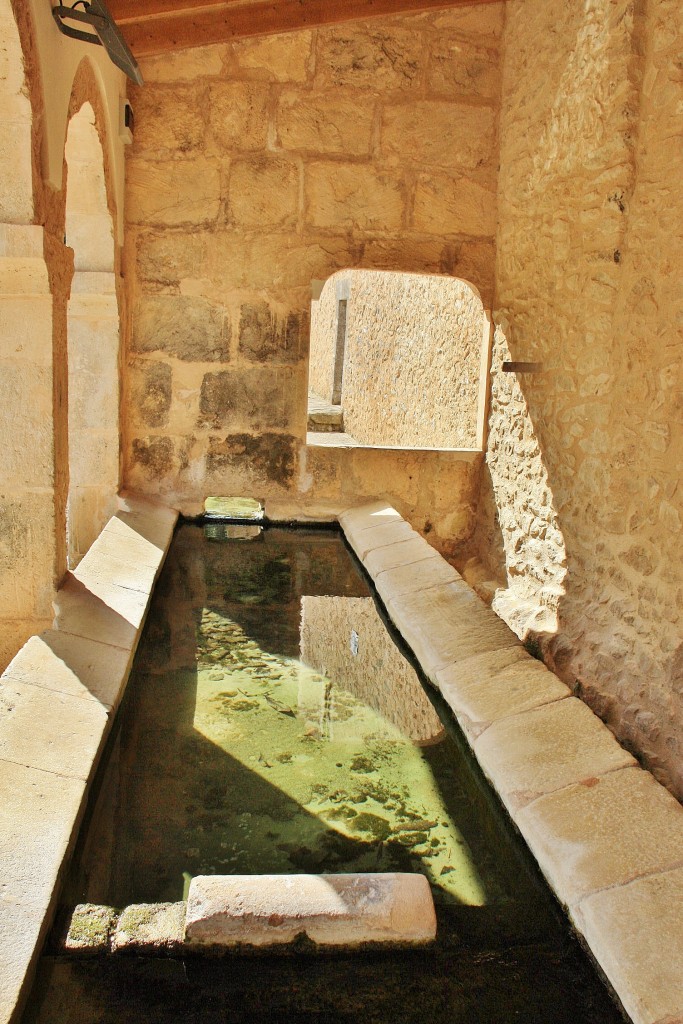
185 873 436 948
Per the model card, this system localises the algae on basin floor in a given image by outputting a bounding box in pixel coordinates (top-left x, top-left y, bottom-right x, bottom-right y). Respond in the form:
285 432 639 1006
67 527 540 913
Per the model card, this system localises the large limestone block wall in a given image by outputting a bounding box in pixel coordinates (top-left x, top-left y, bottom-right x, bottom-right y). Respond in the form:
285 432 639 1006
123 5 503 510
477 0 683 798
309 270 486 448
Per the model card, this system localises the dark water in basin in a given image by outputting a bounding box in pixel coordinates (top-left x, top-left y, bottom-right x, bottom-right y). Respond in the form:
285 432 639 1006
22 524 623 1024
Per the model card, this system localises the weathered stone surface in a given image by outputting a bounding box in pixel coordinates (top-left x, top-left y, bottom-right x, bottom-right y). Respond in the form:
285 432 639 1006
74 546 158 598
69 560 149 631
131 86 205 156
277 90 374 155
233 31 312 82
113 903 185 953
381 102 496 170
3 626 131 708
63 904 116 955
364 537 441 576
478 0 683 801
127 158 221 226
338 501 402 535
135 230 208 285
130 437 176 481
208 81 269 150
185 874 436 948
346 520 416 562
474 698 637 812
238 301 303 361
309 270 485 448
133 295 229 362
0 757 86 905
199 367 297 431
131 361 172 428
114 496 179 551
137 43 226 83
305 163 404 231
52 575 138 651
387 581 521 680
229 155 299 228
315 24 423 91
375 556 460 605
414 173 497 237
436 649 569 738
574 867 683 1024
0 899 50 1024
206 433 297 485
516 766 683 907
0 677 107 780
427 37 500 99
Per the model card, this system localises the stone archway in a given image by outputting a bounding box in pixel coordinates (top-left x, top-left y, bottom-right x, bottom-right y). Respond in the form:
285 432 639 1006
64 99 120 566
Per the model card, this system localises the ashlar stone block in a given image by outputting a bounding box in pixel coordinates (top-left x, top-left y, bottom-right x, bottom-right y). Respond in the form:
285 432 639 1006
3 631 131 710
381 102 496 171
277 90 374 155
306 163 404 232
229 155 299 229
435 650 570 739
127 158 221 226
474 698 637 812
233 31 312 82
414 173 497 237
0 678 107 781
185 873 436 948
516 765 683 907
133 294 229 362
208 81 270 151
386 581 521 681
575 867 683 1024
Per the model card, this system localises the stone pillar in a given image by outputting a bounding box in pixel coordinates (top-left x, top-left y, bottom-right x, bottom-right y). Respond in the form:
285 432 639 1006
0 224 56 669
66 270 120 566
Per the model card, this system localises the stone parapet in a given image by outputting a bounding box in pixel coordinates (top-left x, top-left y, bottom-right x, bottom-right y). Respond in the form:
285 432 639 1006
0 496 178 1024
340 501 683 1024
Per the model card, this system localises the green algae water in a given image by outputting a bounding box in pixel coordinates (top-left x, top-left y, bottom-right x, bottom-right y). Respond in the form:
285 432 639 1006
22 524 623 1024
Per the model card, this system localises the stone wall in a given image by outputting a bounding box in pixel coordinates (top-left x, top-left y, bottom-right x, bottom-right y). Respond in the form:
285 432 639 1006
123 6 503 509
476 0 683 798
309 270 487 448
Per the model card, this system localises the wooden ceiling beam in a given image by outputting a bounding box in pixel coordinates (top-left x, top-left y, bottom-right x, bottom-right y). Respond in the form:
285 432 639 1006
109 0 504 57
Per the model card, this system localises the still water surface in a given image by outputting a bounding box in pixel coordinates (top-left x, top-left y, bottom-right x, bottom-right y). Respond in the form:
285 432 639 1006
23 524 622 1024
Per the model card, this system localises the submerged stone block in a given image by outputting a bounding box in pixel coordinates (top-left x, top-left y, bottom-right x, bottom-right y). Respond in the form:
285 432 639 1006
113 903 186 953
63 905 117 955
185 873 436 948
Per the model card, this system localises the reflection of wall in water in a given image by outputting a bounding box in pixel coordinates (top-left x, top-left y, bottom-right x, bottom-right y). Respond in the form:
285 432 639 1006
300 596 444 746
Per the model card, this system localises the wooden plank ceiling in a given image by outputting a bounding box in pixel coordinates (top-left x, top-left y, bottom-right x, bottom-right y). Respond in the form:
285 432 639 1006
107 0 503 57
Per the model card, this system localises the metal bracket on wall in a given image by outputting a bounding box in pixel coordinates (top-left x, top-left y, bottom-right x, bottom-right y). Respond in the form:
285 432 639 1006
52 0 144 85
502 362 544 373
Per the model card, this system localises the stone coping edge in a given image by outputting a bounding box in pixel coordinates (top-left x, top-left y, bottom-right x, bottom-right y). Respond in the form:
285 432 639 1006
338 500 683 1024
0 495 178 1024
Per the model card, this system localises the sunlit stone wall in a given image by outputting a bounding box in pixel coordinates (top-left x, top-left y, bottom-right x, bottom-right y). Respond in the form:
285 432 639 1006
123 5 503 509
477 0 683 798
309 270 486 449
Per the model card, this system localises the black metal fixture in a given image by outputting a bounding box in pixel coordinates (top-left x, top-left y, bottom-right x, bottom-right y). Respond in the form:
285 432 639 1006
52 0 143 86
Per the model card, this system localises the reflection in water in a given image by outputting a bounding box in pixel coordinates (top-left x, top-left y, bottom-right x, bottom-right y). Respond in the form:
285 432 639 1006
300 595 445 745
70 527 531 911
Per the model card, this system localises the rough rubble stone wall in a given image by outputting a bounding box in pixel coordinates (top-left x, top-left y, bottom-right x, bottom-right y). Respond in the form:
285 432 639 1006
123 6 503 508
477 0 683 798
309 270 485 448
